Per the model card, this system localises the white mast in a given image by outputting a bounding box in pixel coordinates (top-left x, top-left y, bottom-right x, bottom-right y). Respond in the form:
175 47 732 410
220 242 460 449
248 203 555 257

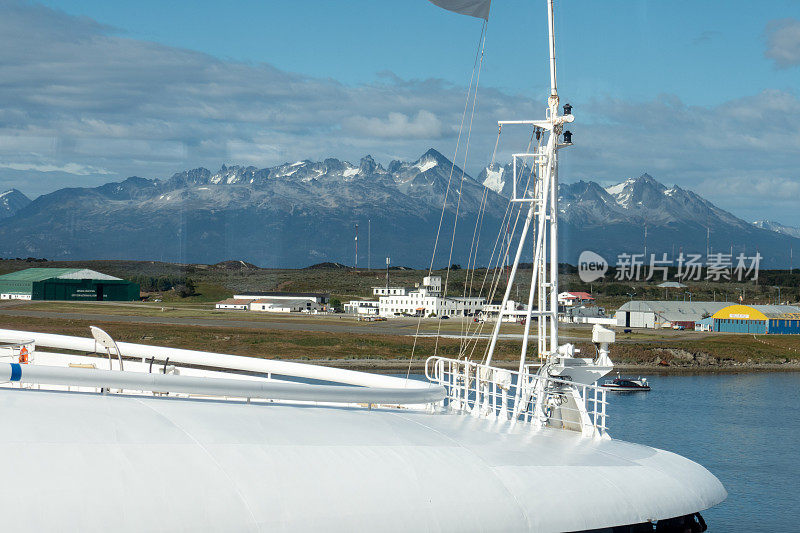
547 0 557 97
485 0 569 367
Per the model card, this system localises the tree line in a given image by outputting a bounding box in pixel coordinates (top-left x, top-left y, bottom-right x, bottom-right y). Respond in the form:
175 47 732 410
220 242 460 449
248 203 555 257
128 275 196 297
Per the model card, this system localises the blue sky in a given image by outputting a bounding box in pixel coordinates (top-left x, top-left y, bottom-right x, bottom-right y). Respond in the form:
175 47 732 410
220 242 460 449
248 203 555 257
3 0 800 225
37 0 800 105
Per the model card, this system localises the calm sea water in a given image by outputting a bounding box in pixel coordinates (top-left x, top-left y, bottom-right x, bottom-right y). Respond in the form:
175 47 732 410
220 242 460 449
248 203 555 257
606 372 800 531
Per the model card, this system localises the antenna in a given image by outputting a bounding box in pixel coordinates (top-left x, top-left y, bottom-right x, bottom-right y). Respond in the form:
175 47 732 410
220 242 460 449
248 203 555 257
547 0 558 97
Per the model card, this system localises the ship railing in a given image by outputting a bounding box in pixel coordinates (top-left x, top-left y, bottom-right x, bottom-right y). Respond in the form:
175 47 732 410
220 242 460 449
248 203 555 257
425 356 608 437
0 339 35 363
0 329 446 408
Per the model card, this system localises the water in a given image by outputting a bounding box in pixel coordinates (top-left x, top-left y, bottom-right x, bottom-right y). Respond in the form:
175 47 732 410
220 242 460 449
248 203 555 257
606 372 800 531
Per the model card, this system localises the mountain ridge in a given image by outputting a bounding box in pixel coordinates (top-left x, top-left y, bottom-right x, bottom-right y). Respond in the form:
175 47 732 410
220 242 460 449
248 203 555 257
0 150 797 267
0 189 32 220
753 219 800 239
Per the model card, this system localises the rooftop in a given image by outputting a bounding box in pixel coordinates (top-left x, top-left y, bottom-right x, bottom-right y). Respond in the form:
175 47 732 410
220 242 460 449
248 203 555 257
617 300 729 322
234 291 328 298
250 298 314 307
0 268 121 282
714 304 800 320
564 292 594 300
216 298 252 306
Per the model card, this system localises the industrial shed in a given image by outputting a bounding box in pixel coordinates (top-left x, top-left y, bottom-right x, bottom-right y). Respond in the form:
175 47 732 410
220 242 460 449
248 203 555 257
0 268 139 301
615 301 728 329
712 304 800 334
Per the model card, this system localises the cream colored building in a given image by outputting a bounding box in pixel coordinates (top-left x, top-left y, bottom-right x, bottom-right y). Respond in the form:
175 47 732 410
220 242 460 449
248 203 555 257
376 276 484 318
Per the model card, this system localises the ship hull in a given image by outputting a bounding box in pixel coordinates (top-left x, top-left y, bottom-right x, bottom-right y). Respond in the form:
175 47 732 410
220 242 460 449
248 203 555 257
0 387 725 532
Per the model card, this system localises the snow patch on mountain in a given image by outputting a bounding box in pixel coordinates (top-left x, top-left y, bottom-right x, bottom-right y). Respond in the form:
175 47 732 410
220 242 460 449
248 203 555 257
417 160 437 173
604 179 632 196
0 189 32 219
482 167 505 194
753 220 800 239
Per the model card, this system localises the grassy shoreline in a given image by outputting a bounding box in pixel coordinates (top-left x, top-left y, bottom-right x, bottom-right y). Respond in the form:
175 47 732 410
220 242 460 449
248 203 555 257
2 311 800 374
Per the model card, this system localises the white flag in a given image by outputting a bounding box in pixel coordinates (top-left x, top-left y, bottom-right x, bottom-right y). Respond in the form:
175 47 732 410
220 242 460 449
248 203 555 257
428 0 491 20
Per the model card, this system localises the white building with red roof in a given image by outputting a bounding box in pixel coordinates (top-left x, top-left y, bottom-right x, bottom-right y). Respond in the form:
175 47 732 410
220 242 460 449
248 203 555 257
558 291 595 307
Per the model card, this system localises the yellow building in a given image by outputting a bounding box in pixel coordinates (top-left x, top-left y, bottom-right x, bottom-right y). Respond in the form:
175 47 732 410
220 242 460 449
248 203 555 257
712 304 800 334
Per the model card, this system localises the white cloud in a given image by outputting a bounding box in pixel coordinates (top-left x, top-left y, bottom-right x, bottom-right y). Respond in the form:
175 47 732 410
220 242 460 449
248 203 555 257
0 161 113 176
764 18 800 68
344 110 446 139
561 90 800 225
0 1 798 225
0 1 535 190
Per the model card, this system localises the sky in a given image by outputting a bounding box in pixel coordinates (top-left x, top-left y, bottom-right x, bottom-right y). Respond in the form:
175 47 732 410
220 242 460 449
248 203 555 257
2 0 800 225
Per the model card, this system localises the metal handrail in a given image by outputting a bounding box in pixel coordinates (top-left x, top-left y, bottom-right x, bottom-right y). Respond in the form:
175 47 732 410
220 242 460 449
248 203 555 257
3 363 447 405
425 356 609 437
0 339 35 362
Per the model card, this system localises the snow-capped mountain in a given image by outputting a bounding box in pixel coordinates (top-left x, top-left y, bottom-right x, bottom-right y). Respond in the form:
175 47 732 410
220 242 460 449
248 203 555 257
476 169 797 266
559 173 746 228
0 189 31 219
753 220 800 239
0 153 796 267
0 150 503 267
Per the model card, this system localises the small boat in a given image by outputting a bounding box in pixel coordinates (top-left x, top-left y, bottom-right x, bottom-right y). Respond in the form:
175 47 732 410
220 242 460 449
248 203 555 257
603 374 651 391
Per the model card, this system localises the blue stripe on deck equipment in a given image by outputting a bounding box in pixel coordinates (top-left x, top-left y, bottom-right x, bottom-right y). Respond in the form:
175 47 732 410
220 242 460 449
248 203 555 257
10 363 21 381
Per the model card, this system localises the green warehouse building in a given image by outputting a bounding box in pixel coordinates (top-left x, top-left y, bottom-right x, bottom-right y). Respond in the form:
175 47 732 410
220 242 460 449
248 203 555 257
0 268 139 301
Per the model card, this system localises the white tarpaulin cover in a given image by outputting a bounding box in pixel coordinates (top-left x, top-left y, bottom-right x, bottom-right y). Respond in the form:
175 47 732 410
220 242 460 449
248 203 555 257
428 0 491 19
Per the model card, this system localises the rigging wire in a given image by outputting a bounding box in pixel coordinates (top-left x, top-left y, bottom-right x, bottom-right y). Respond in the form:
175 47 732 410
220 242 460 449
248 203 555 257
476 142 538 363
461 128 539 363
404 19 487 382
432 18 488 360
458 128 500 352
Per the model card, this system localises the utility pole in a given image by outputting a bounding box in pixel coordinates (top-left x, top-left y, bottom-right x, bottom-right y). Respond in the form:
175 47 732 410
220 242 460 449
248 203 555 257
368 219 371 271
385 257 390 290
643 225 647 260
354 223 358 272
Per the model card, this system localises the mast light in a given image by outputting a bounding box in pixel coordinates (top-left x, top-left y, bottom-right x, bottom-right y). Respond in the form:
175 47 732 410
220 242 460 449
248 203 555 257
563 103 572 116
563 130 573 144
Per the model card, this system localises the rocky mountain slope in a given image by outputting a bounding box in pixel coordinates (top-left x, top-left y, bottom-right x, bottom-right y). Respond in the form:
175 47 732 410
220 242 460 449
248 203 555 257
0 150 796 268
0 189 31 220
753 220 800 239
